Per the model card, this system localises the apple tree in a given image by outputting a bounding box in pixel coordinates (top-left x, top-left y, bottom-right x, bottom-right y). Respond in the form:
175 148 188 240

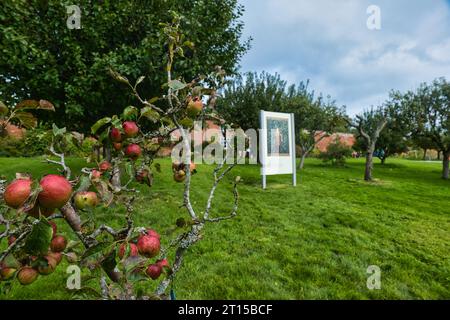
0 14 241 299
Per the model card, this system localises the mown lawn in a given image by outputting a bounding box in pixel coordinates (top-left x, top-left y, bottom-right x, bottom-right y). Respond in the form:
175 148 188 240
0 156 449 299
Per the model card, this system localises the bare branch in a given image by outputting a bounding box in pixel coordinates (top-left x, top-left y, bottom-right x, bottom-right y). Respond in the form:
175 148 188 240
204 181 239 223
172 116 197 221
45 144 71 179
0 224 32 263
100 277 110 300
88 224 119 240
204 163 236 220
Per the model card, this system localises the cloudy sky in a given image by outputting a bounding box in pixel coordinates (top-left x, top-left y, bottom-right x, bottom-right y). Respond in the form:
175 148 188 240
238 0 450 115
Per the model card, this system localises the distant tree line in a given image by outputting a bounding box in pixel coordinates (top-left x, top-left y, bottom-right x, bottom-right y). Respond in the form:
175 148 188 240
218 72 450 180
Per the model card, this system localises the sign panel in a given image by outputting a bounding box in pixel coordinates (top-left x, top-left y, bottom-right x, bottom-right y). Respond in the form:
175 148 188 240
259 111 296 189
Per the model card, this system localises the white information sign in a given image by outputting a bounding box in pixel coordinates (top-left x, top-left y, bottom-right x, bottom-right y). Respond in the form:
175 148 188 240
259 111 296 189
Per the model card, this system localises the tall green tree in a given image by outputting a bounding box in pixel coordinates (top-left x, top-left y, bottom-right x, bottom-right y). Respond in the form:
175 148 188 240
282 87 347 169
405 78 450 179
353 96 409 165
218 72 346 168
0 0 250 132
218 72 287 130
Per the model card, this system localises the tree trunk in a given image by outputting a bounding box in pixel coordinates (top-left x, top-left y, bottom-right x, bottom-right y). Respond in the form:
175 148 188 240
437 151 441 161
422 149 427 160
298 152 308 170
365 150 374 181
443 151 449 180
380 156 386 165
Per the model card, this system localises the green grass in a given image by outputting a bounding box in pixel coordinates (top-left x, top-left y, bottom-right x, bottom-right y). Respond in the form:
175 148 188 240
0 156 449 299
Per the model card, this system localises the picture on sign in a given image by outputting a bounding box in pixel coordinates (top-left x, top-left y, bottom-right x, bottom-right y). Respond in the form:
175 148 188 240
267 117 290 156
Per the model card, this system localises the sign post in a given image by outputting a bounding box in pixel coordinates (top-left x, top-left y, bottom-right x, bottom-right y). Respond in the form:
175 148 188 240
260 111 296 189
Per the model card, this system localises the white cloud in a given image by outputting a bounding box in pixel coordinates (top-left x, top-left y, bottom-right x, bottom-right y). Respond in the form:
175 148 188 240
239 0 450 115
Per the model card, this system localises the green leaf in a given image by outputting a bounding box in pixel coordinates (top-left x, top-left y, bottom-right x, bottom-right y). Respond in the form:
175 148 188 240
179 117 194 128
3 254 21 269
13 111 37 129
168 80 186 91
109 69 130 85
37 100 55 111
111 117 122 128
81 242 115 269
125 162 133 179
52 123 66 136
147 97 159 104
24 219 53 256
122 106 138 120
91 117 111 134
161 117 174 127
15 100 39 110
92 179 114 206
135 76 145 87
101 250 117 278
16 99 54 111
140 107 160 123
76 175 92 192
0 101 8 116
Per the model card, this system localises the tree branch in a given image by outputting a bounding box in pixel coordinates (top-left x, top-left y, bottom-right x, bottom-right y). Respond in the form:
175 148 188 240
45 143 71 179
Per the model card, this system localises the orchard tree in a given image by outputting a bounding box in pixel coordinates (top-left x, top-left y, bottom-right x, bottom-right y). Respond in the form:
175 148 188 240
0 0 250 132
347 107 388 181
0 15 241 299
405 78 450 179
218 72 346 168
353 98 409 165
282 87 347 170
217 72 288 130
412 136 439 160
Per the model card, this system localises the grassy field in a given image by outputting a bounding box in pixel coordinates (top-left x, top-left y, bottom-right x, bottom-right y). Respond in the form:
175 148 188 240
0 156 449 299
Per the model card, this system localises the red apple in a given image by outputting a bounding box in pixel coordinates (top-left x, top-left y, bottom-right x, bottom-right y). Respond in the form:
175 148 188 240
137 235 160 258
0 266 16 280
7 236 16 246
187 96 203 117
3 178 32 209
145 263 162 280
122 121 139 138
145 229 160 240
156 258 170 270
37 256 57 275
99 161 112 172
91 169 102 179
47 251 62 265
50 235 67 252
125 144 142 160
118 242 139 259
17 267 38 285
110 127 122 142
113 142 122 151
74 191 98 210
173 170 186 182
38 175 73 209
